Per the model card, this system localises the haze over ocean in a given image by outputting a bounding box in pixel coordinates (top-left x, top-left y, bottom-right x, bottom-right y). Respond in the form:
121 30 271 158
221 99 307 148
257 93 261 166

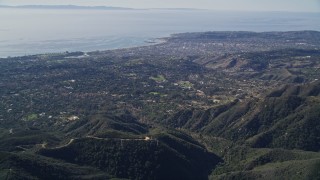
0 8 319 57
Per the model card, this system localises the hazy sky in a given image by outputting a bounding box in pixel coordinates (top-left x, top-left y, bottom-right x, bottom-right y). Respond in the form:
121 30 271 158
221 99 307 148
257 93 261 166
0 0 320 12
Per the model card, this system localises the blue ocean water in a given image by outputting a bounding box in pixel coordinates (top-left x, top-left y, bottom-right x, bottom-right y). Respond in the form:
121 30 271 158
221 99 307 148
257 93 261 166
0 8 319 57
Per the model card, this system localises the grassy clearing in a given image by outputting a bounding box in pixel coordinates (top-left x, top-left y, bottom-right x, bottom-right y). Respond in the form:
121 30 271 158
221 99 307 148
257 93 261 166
178 81 193 89
150 75 166 82
149 92 160 96
27 113 38 121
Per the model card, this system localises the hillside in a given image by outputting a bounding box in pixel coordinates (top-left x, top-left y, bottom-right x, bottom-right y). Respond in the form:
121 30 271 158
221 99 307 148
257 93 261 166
164 82 320 151
0 31 320 179
38 131 221 180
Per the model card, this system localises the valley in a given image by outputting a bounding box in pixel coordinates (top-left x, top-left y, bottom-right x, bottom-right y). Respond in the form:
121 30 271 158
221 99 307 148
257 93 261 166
0 31 320 179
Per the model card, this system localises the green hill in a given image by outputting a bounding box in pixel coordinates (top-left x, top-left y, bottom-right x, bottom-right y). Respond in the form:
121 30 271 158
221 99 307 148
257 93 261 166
1 31 320 179
164 82 320 152
38 130 221 180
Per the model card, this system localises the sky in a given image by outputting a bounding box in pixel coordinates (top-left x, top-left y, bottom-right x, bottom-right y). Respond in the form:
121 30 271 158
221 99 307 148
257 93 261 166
0 0 320 12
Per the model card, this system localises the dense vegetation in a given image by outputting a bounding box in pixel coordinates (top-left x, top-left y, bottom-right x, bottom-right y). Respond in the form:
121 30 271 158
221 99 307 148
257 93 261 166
38 131 221 180
0 31 320 179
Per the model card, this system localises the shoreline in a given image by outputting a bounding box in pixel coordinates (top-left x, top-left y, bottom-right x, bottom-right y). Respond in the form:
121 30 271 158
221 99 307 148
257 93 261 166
0 36 169 59
1 30 319 59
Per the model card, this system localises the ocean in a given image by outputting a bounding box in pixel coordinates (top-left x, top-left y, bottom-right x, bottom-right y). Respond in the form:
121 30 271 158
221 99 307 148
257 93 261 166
0 8 319 57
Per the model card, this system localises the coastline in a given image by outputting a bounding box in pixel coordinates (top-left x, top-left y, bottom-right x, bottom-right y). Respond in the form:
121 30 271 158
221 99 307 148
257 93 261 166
1 30 320 59
1 8 319 59
0 36 169 59
0 35 172 59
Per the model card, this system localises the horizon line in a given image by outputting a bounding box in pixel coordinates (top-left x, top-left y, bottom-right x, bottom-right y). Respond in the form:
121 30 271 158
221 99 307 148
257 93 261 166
0 4 319 13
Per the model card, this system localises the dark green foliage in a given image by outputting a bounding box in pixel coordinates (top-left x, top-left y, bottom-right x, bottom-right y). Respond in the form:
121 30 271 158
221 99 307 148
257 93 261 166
1 31 320 179
210 146 320 180
226 58 238 69
0 152 112 180
0 129 60 152
162 82 320 152
245 57 269 71
164 100 240 131
65 111 149 138
38 132 221 180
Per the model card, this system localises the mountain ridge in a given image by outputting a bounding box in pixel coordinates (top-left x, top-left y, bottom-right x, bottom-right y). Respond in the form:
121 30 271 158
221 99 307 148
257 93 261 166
0 31 319 179
0 5 134 10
